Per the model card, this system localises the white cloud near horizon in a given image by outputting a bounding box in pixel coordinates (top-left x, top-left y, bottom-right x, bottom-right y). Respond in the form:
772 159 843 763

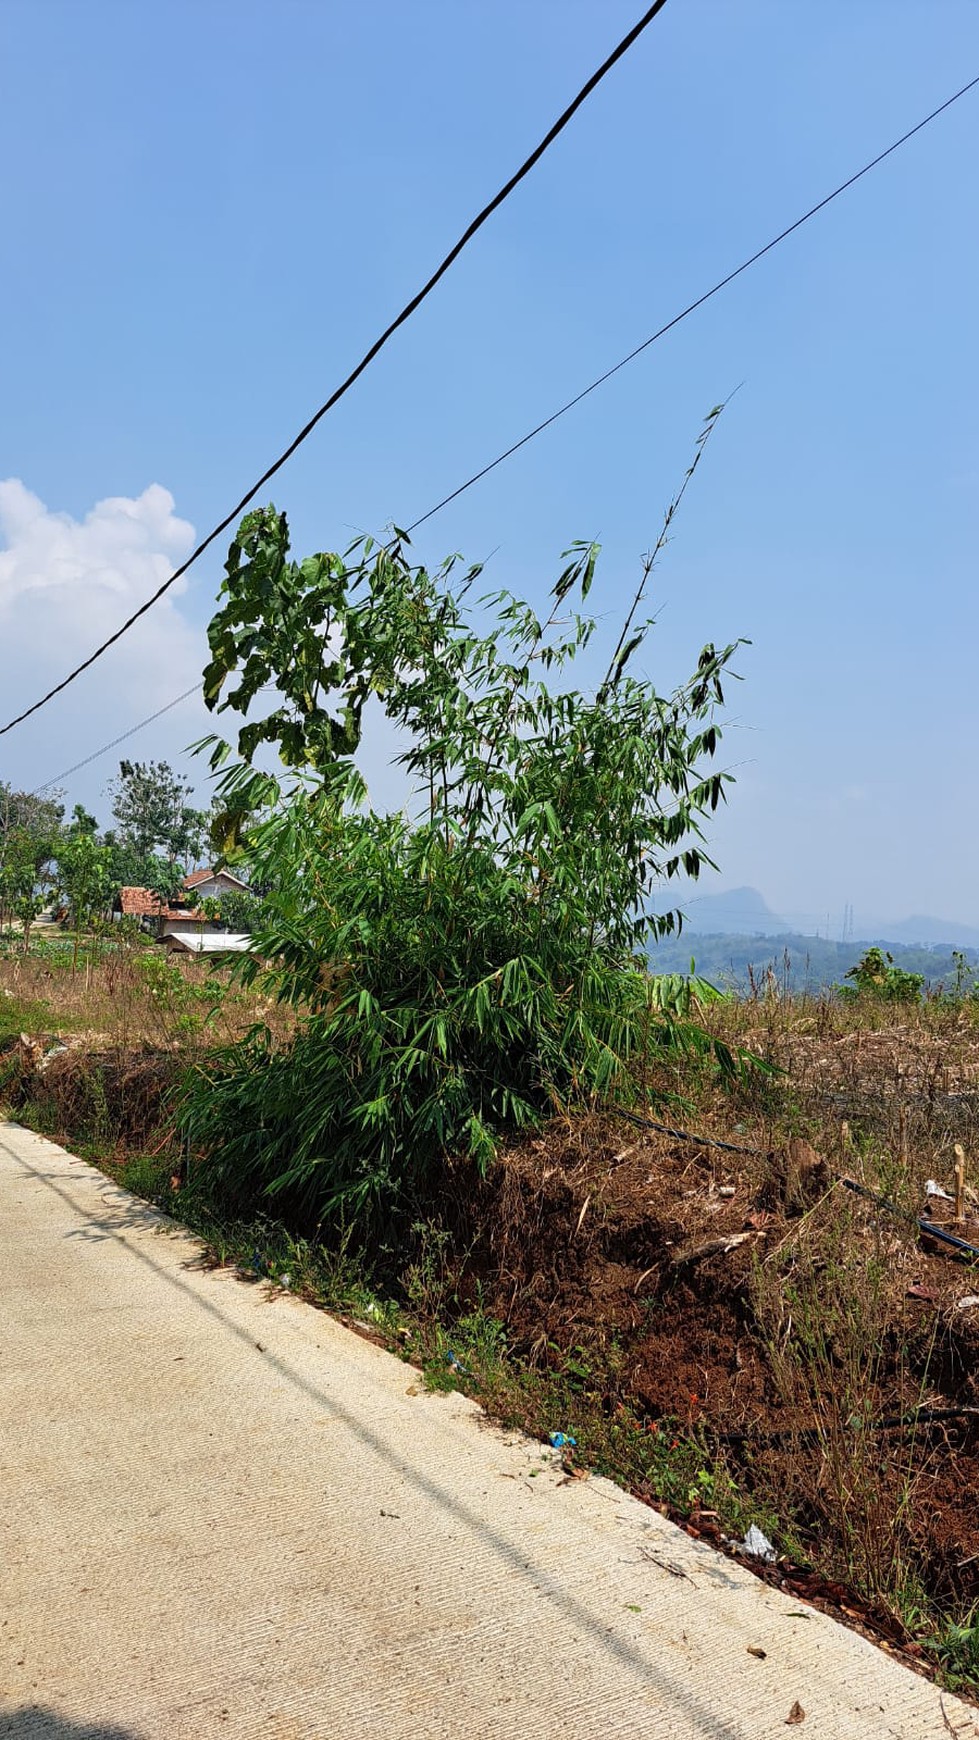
0 478 410 819
0 479 215 810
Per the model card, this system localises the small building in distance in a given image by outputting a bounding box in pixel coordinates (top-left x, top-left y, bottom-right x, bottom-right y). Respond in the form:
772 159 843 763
182 867 251 903
161 930 253 957
116 867 251 939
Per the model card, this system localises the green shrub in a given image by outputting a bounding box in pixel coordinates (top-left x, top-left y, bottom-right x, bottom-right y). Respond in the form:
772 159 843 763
180 413 756 1230
840 946 923 1005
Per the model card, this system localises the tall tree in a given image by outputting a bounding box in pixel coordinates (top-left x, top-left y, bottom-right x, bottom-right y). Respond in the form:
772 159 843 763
55 832 116 972
0 783 64 939
0 782 64 871
108 760 208 869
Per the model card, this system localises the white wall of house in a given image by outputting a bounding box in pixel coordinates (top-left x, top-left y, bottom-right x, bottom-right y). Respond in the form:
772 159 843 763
160 915 223 937
186 872 248 902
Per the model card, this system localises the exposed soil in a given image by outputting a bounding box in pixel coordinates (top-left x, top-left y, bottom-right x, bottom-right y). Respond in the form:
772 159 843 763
458 1111 979 1630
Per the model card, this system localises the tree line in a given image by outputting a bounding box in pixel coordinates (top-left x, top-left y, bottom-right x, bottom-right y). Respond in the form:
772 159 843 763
0 760 216 949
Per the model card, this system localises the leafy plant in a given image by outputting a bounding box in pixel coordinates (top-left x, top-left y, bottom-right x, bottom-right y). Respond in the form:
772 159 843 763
55 832 116 972
108 759 208 869
207 886 265 933
137 951 227 1045
840 947 923 1005
181 412 756 1229
930 1605 979 1692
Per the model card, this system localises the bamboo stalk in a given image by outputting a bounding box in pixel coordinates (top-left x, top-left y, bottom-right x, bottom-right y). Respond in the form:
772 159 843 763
954 1144 966 1225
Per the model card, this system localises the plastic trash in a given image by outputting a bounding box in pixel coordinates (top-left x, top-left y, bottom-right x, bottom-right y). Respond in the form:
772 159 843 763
925 1179 954 1201
741 1523 777 1563
446 1350 469 1374
548 1432 577 1450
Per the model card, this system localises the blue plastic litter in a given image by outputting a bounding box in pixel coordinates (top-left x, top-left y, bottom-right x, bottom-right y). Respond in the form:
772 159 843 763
446 1350 469 1374
549 1432 577 1450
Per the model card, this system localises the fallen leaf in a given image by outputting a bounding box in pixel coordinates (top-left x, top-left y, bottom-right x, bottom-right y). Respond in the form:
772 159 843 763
906 1283 938 1302
561 1458 588 1480
747 1646 767 1659
786 1702 806 1725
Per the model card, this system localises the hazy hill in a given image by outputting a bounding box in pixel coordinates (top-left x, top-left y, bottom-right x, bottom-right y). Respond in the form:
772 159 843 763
876 914 979 948
674 886 787 936
668 886 979 951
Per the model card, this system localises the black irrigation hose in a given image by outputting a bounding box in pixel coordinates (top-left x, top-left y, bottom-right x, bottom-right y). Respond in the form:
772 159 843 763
841 1175 979 1263
614 1106 768 1157
719 1404 979 1451
611 1119 979 1262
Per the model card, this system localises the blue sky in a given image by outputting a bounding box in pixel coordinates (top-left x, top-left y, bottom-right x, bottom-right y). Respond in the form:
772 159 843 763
1 1 977 932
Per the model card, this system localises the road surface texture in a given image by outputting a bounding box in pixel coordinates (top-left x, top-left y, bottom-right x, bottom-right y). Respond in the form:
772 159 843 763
2 1121 976 1740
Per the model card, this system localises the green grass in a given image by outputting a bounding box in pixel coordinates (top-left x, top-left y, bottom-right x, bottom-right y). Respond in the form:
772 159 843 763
0 991 56 1044
930 1607 979 1694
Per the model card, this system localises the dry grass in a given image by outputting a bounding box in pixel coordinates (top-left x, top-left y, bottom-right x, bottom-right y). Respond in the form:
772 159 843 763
696 988 979 1200
0 929 293 1054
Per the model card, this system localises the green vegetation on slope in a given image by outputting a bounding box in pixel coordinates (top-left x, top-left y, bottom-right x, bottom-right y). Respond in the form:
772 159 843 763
648 929 979 995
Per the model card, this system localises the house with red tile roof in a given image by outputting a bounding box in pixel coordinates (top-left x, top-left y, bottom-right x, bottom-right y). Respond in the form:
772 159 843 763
116 868 248 937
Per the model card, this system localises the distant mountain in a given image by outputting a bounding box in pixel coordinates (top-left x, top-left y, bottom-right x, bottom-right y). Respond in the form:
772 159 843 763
867 914 979 948
677 886 787 937
665 885 979 951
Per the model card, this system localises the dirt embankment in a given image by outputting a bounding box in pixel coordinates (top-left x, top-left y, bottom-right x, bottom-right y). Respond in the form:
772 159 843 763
459 1112 979 1617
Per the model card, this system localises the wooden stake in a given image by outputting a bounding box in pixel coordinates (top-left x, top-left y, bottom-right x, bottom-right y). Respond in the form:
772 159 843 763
840 1120 850 1161
954 1144 966 1225
898 1106 909 1172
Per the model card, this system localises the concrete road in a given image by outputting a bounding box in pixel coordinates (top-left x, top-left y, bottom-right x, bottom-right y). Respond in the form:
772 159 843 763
2 1121 976 1740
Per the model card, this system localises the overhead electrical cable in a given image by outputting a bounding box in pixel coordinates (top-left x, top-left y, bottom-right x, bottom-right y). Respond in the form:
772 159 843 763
0 1 671 740
404 71 979 535
18 65 979 774
35 684 202 793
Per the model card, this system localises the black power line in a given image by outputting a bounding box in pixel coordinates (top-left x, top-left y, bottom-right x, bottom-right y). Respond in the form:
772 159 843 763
406 70 979 536
35 684 202 793
22 67 979 784
0 1 671 741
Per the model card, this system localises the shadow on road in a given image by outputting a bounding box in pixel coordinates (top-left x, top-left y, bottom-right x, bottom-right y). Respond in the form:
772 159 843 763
1 1712 144 1739
0 1132 779 1740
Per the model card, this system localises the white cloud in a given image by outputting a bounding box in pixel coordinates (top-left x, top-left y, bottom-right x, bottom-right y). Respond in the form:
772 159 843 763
0 478 195 616
0 480 215 812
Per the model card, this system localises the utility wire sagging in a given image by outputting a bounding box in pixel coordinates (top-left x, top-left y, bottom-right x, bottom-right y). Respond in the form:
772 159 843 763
0 1 671 740
15 65 979 777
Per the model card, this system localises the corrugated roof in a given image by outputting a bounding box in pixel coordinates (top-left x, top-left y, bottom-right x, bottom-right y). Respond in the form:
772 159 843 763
162 931 253 954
